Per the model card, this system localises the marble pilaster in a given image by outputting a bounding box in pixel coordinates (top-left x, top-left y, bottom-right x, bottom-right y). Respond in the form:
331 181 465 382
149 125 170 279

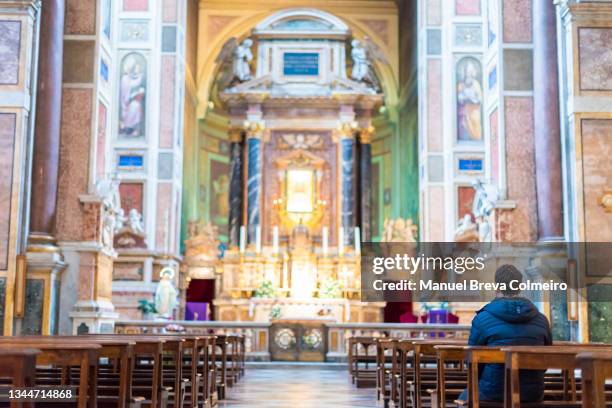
359 127 374 242
228 127 244 248
246 121 264 244
533 0 563 241
338 122 356 246
29 0 65 242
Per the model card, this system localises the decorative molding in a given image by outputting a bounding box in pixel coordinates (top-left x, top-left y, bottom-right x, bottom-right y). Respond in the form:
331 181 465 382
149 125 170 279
600 190 612 213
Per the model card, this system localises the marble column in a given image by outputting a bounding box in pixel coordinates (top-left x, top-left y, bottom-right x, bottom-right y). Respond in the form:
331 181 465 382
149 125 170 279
228 127 244 248
533 0 563 241
29 0 65 243
359 127 374 242
246 121 264 244
339 123 356 246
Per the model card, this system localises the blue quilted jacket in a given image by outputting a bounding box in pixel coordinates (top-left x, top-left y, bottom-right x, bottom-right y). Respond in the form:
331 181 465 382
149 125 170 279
468 297 552 402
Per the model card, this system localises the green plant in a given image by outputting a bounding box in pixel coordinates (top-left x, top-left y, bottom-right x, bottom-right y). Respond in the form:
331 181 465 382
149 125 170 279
269 306 282 320
319 278 342 299
254 280 277 298
137 299 157 314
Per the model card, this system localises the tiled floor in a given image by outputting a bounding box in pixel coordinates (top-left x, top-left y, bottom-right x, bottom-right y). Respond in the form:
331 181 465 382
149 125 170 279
219 367 380 408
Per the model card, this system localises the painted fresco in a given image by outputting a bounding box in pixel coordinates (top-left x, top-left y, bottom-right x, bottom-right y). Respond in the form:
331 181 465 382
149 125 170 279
457 186 476 219
0 21 21 85
118 53 147 138
210 158 230 236
456 57 483 143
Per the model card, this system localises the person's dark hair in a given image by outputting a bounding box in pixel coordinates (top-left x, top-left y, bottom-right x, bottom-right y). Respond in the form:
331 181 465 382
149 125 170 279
494 264 523 296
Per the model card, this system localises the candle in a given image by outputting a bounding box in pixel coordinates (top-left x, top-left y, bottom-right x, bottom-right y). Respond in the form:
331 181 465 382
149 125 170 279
322 227 329 256
273 226 279 254
239 226 246 253
354 227 361 254
255 226 262 254
338 227 344 256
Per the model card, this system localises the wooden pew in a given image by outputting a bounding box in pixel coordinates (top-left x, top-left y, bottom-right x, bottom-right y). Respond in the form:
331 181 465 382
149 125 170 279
434 344 468 408
577 351 612 408
0 348 40 408
503 345 612 408
0 339 100 408
348 336 380 388
376 338 400 408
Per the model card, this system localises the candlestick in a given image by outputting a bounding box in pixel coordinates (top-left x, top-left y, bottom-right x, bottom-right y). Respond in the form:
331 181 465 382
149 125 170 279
255 226 262 254
272 226 279 254
338 227 344 256
239 226 246 253
322 226 329 256
354 227 361 254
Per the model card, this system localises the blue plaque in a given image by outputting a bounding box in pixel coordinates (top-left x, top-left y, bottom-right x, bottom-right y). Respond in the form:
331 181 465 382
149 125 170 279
283 52 319 76
458 158 483 172
118 155 144 168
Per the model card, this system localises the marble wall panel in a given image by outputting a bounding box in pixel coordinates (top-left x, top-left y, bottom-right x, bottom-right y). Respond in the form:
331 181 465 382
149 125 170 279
456 0 481 16
120 20 150 42
63 40 95 83
119 182 143 214
504 97 537 241
0 277 5 335
503 49 533 91
458 186 475 219
455 24 483 47
502 0 532 43
78 252 95 301
581 120 612 241
65 0 96 35
427 0 442 26
428 186 445 241
162 26 177 53
427 59 443 152
159 56 175 148
56 89 92 241
113 262 144 281
0 21 21 85
124 0 149 12
163 0 178 23
0 113 15 271
427 29 441 55
22 279 44 335
96 102 107 179
156 183 172 251
579 28 612 91
158 152 174 180
489 108 499 183
428 155 444 182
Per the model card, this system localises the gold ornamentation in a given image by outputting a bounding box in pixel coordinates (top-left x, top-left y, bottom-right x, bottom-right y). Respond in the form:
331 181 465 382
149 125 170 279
359 126 375 144
244 120 265 139
600 190 612 213
228 126 243 142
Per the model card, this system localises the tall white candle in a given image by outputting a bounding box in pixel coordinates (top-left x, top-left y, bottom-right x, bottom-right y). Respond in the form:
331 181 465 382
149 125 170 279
322 227 329 256
272 226 279 254
239 226 246 253
338 227 344 256
354 227 361 254
255 226 262 254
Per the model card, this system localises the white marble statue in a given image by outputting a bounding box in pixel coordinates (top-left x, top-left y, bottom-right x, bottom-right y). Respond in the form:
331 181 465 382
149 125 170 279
155 267 178 319
94 177 121 250
128 208 145 235
351 39 370 82
233 39 253 82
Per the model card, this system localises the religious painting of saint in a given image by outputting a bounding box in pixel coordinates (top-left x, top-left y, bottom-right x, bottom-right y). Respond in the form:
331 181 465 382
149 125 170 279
456 57 483 142
118 53 147 139
286 169 314 213
210 158 230 233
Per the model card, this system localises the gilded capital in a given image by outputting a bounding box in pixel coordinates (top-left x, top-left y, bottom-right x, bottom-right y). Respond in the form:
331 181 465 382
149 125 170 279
334 121 358 140
244 120 265 139
359 126 375 144
228 127 243 143
600 191 612 213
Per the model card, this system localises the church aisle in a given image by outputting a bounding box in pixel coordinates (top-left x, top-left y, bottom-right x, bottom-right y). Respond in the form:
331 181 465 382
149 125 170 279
218 367 379 408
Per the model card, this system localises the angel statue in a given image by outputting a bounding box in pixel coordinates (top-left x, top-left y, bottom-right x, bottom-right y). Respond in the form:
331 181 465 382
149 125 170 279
216 37 253 85
350 37 387 89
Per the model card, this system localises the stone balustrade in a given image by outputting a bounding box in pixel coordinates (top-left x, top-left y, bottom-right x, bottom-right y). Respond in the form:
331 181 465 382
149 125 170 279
115 320 471 361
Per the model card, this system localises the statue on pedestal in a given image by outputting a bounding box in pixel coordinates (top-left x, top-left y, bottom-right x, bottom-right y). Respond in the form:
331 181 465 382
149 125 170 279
155 267 178 319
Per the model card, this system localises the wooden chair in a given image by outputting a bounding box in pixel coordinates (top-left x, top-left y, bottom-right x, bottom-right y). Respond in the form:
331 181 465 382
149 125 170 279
577 351 612 408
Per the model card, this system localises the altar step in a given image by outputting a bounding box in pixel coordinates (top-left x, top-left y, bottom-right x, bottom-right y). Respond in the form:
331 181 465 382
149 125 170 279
245 361 348 370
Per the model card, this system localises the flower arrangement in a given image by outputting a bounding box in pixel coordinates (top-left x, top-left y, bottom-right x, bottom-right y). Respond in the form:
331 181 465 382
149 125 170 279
137 299 157 319
319 278 342 299
254 280 277 298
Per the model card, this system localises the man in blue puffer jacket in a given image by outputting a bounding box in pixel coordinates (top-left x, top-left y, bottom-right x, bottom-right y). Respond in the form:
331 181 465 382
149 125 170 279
458 264 552 403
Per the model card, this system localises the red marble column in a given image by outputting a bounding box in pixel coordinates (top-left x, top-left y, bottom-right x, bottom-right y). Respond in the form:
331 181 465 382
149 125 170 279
29 0 65 241
533 0 563 241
